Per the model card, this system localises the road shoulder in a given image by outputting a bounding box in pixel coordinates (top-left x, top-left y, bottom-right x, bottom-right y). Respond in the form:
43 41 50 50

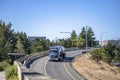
0 71 5 80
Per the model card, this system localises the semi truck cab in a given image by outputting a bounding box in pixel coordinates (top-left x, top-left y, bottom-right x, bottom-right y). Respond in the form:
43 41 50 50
48 46 66 61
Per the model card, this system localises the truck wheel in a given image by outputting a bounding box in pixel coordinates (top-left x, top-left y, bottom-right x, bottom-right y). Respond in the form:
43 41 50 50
58 58 62 61
63 54 66 58
61 54 64 58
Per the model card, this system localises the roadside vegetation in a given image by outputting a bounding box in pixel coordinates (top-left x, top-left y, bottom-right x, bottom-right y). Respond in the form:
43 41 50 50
0 20 98 61
5 65 18 80
72 43 120 80
72 53 120 80
0 20 98 80
90 43 120 65
0 61 9 71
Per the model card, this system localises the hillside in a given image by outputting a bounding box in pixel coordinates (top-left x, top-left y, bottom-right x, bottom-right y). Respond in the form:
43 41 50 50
72 53 120 80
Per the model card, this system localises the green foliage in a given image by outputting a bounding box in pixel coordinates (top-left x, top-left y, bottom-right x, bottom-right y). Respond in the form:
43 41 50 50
0 20 98 61
90 49 104 63
14 32 31 54
41 39 50 50
79 27 96 47
0 20 14 60
0 61 9 71
87 27 95 47
80 27 86 39
15 37 25 53
78 37 85 47
32 38 43 52
5 65 18 80
50 27 97 48
104 43 116 64
0 20 32 61
31 38 50 53
90 43 120 65
17 32 31 54
51 38 72 48
112 47 120 63
70 30 77 47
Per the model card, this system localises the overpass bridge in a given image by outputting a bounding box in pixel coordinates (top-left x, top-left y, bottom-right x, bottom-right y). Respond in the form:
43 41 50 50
9 48 92 80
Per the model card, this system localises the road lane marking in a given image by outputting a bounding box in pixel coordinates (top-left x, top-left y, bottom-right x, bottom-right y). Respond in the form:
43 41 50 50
44 57 48 76
63 63 76 80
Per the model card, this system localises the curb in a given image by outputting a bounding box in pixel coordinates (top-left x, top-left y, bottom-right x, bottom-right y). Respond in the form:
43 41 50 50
70 52 85 80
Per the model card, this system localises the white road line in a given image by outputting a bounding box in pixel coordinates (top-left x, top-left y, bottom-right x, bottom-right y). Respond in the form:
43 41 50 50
44 57 48 76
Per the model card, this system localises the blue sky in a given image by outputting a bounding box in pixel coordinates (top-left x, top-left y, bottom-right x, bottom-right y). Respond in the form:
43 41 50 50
0 0 120 41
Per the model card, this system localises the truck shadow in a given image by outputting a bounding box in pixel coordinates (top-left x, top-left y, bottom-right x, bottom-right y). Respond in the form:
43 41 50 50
50 57 74 62
62 57 75 62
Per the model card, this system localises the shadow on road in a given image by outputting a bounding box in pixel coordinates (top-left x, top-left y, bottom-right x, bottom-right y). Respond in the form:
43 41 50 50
49 57 74 63
62 57 74 62
23 71 43 76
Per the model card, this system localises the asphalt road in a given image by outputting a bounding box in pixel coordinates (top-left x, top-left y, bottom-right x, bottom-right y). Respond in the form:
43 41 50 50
30 50 84 80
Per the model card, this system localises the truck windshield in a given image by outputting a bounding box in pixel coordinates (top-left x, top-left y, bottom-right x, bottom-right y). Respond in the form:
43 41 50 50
50 50 58 53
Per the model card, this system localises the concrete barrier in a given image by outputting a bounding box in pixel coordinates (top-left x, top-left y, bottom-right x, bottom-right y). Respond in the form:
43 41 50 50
14 61 23 80
15 60 56 80
14 51 55 80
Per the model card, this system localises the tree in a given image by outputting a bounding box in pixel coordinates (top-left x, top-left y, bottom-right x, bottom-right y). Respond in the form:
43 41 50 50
87 27 95 47
0 22 5 60
80 27 86 39
90 49 103 63
70 30 77 47
15 37 25 53
104 43 116 64
79 27 96 47
0 20 14 60
19 32 31 54
0 20 32 60
40 39 50 50
78 37 85 47
113 47 120 63
31 38 43 52
58 38 72 48
12 32 32 54
58 39 65 46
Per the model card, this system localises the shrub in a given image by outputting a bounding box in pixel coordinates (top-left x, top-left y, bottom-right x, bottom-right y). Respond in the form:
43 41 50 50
90 43 120 65
104 43 116 64
113 47 120 63
5 65 18 80
0 61 9 71
90 49 103 63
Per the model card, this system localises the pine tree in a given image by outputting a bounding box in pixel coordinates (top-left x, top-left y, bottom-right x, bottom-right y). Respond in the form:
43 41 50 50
70 30 77 47
31 38 43 52
80 27 95 47
15 38 25 53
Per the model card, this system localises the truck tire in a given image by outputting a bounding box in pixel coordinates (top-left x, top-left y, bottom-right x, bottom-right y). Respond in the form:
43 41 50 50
63 53 66 58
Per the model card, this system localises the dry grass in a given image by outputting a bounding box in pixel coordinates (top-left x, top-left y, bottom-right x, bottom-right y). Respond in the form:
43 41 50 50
72 53 120 80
